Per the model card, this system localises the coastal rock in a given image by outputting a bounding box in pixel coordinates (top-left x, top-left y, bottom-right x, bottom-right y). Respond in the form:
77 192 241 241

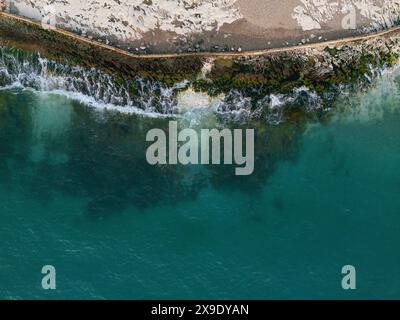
0 9 399 123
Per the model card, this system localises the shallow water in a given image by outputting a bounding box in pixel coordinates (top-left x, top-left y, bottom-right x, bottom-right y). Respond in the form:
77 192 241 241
0 62 400 299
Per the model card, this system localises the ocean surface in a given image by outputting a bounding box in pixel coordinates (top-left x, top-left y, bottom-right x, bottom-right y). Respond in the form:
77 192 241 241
0 54 400 299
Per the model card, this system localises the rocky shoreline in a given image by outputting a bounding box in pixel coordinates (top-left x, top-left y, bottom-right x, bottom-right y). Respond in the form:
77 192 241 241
0 11 399 122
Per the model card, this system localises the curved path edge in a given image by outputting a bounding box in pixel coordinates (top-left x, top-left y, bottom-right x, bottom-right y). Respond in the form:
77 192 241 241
1 11 400 59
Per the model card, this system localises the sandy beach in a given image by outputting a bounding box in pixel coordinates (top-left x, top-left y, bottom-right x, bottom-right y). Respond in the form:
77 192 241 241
4 0 400 53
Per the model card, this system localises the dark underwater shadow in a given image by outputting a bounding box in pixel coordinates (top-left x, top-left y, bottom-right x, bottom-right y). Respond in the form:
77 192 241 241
0 91 320 220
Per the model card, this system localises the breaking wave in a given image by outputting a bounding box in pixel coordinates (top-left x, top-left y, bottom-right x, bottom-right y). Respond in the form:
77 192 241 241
217 86 326 124
333 65 400 122
0 45 335 123
0 46 188 117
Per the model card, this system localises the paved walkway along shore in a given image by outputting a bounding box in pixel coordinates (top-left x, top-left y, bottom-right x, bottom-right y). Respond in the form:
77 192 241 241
1 11 400 60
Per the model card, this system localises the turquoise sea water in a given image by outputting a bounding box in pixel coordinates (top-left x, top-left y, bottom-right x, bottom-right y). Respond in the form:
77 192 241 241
0 59 400 299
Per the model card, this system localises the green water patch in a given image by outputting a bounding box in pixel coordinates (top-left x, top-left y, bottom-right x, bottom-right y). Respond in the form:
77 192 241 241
0 88 306 218
3 62 400 220
1 67 400 298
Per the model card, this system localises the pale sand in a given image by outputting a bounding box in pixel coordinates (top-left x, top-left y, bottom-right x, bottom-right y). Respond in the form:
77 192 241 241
2 11 400 61
4 0 400 53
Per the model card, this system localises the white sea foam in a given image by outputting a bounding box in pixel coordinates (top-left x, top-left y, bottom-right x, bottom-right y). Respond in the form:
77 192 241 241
334 64 400 122
0 46 186 117
0 45 336 123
